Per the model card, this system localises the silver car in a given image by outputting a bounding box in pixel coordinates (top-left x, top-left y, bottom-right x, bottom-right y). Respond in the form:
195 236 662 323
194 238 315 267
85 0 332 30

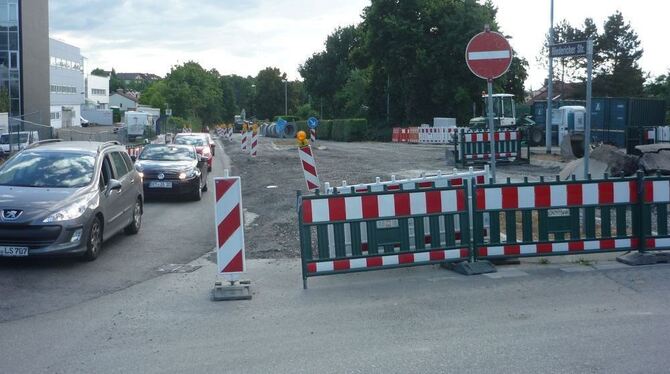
0 140 144 261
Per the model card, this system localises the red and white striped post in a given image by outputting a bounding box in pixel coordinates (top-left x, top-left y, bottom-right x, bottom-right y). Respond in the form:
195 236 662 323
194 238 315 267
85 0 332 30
250 126 259 158
241 130 248 153
299 145 320 191
212 170 251 301
310 128 316 143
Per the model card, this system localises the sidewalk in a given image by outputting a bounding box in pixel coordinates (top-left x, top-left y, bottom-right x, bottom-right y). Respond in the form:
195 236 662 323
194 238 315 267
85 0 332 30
1 254 669 374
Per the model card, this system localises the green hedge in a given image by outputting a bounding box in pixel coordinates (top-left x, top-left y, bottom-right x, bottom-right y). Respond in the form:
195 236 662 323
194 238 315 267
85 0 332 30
290 119 368 142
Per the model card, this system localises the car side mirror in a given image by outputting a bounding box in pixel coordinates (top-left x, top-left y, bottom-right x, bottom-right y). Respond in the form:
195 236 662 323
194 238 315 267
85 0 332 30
107 179 122 195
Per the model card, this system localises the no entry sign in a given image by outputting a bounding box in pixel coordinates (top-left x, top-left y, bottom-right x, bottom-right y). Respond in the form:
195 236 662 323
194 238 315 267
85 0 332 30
466 30 512 80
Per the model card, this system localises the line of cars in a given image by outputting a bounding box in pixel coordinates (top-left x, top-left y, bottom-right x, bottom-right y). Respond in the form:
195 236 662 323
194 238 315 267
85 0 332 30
0 132 216 261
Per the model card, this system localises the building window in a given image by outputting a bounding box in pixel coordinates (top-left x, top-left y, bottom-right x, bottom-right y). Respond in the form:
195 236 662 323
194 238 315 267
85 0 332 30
92 88 106 96
50 84 79 94
50 112 61 120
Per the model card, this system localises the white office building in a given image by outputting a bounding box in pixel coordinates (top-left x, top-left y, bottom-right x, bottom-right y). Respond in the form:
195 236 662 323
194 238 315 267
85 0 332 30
49 38 85 129
85 74 109 109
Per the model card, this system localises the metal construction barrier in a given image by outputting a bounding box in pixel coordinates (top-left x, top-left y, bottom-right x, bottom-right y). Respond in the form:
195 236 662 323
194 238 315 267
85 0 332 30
298 180 471 289
453 129 529 167
297 172 670 287
393 127 460 144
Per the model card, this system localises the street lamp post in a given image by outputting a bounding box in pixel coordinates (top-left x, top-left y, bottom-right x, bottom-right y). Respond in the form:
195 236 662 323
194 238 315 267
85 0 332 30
251 84 256 118
283 79 288 116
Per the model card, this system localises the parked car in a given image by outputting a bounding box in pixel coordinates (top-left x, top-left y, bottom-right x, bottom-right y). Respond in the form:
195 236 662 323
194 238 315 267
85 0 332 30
0 140 143 261
134 144 208 201
173 135 213 171
0 131 40 155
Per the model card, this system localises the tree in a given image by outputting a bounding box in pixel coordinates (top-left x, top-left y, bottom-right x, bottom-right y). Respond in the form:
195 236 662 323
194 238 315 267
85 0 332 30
109 69 125 92
361 0 505 125
90 68 109 77
139 80 168 112
254 67 285 120
161 62 223 126
593 11 645 96
299 26 361 118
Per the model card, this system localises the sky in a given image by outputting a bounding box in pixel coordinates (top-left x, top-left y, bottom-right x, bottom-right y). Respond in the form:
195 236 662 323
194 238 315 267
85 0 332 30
50 0 669 88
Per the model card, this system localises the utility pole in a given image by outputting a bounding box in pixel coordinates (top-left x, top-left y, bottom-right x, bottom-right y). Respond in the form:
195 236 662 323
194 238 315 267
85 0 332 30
283 79 288 116
386 73 390 125
545 0 554 154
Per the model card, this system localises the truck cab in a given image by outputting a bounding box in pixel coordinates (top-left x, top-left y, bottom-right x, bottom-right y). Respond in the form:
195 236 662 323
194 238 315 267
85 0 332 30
469 94 517 129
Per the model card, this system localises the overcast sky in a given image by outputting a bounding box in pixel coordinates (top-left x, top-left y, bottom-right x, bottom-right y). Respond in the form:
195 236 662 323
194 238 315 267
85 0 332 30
50 0 668 88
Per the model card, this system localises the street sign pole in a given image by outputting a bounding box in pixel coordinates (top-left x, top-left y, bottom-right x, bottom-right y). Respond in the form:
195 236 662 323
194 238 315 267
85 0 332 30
465 26 512 184
584 39 593 179
487 79 496 182
546 0 554 154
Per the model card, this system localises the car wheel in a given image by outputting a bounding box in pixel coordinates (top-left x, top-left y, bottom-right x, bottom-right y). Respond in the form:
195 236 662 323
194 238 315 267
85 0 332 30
192 177 203 201
124 198 142 235
82 216 103 261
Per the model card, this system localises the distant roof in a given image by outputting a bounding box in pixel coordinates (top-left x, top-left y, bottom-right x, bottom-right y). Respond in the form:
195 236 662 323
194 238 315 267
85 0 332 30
530 81 583 102
117 72 161 81
111 90 139 103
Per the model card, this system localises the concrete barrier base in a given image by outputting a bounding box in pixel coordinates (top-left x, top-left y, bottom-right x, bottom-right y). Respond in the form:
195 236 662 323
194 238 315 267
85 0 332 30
443 260 497 276
211 281 252 301
617 252 670 266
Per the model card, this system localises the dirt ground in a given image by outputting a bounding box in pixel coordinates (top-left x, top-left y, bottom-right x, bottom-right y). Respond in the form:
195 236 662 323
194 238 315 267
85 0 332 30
222 135 561 259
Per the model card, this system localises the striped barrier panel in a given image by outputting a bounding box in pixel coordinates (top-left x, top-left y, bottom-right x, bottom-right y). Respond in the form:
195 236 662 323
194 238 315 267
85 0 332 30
241 131 248 152
642 177 670 251
472 176 649 260
310 128 316 143
454 129 528 167
298 145 320 191
250 130 259 157
298 180 472 288
392 128 401 143
215 175 246 278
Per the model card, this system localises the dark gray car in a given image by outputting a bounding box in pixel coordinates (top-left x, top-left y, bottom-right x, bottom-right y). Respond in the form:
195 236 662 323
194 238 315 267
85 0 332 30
0 140 144 261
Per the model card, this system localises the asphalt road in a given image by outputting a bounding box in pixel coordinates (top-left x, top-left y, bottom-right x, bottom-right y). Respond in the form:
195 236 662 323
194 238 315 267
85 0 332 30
0 143 230 323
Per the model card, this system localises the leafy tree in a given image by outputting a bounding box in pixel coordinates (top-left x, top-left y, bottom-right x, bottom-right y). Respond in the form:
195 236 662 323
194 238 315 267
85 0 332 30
361 0 503 125
222 75 255 117
162 61 223 125
254 67 285 120
299 26 360 118
109 69 125 92
139 80 168 112
90 68 109 77
593 11 645 96
334 68 371 118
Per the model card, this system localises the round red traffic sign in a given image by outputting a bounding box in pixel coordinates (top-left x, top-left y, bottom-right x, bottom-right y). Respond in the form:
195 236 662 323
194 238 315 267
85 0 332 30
465 30 513 80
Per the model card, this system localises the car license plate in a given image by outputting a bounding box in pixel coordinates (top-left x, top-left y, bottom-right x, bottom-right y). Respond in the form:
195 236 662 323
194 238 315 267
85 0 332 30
149 181 173 189
0 246 28 257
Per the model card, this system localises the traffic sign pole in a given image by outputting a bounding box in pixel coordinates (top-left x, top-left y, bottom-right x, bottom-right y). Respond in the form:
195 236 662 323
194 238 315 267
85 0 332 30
465 26 512 183
584 39 593 179
487 79 496 182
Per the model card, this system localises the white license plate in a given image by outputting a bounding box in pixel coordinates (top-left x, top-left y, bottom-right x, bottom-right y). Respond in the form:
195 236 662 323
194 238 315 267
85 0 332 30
149 181 173 189
0 246 29 257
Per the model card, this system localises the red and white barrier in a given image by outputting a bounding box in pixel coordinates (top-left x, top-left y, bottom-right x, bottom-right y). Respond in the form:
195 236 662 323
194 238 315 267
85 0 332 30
302 189 466 224
327 166 490 195
310 128 316 143
250 130 259 157
645 180 670 203
298 145 320 191
215 174 246 278
479 239 639 257
241 131 249 152
476 180 638 210
307 248 469 274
